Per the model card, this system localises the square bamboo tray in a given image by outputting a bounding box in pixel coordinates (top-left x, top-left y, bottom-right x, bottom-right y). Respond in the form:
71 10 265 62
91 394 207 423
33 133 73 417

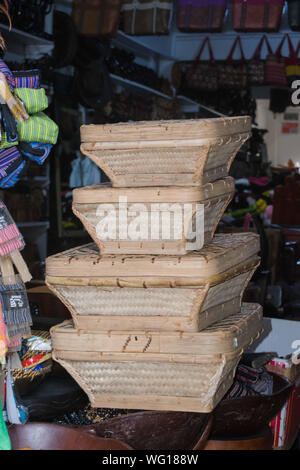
80 117 251 187
46 233 260 332
72 177 235 255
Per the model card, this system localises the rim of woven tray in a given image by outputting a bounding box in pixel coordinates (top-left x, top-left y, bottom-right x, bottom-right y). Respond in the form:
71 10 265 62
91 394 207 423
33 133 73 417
80 116 252 144
72 177 235 204
45 234 261 280
49 303 263 353
46 256 260 288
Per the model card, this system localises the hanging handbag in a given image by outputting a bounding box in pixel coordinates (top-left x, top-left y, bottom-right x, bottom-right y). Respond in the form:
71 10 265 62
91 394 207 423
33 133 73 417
218 36 248 89
285 37 300 86
185 37 218 91
248 35 273 86
264 35 289 87
287 0 300 31
233 0 284 32
120 0 173 35
72 0 121 37
177 0 227 33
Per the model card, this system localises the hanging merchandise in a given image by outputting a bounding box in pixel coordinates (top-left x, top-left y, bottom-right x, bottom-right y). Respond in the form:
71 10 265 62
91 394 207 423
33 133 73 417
5 356 28 424
232 0 284 32
19 142 53 166
287 0 300 31
120 0 173 35
0 303 8 365
13 69 40 90
0 61 16 90
0 397 11 450
72 0 121 37
218 36 248 89
184 37 219 92
285 39 300 86
177 0 227 32
17 112 59 145
69 153 101 188
264 35 290 87
248 35 273 86
14 88 48 115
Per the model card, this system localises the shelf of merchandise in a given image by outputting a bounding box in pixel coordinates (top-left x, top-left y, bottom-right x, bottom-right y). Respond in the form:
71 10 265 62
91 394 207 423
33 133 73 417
0 22 54 59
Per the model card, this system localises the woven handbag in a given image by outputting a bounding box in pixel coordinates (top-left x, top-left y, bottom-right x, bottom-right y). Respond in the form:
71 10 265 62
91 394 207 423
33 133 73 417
72 0 121 37
264 35 291 86
248 35 273 86
185 37 218 91
285 38 300 86
288 0 300 31
177 0 227 33
120 0 173 35
218 36 248 89
233 0 284 32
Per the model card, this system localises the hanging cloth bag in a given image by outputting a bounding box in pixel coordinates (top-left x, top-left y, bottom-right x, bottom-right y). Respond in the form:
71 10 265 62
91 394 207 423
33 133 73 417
185 37 218 91
218 36 248 89
264 34 289 86
285 37 300 86
248 35 273 86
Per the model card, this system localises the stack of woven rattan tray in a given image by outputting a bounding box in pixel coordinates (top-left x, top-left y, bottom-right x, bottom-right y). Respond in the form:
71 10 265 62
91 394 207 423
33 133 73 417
48 117 264 413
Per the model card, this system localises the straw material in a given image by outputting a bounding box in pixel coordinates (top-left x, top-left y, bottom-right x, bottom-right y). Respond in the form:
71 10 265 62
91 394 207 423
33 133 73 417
80 117 251 187
47 257 259 331
45 233 260 285
72 178 235 255
51 303 262 413
50 303 263 356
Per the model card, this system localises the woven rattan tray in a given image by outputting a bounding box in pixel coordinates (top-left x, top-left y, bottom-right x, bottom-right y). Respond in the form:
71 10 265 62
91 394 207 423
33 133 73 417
80 117 251 187
51 303 263 413
72 177 235 255
46 233 260 332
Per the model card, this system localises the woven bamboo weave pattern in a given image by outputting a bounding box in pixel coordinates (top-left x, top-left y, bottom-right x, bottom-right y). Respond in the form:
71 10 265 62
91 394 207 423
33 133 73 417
51 285 202 317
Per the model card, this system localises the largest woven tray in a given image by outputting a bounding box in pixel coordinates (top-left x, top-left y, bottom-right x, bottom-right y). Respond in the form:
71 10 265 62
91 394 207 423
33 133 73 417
46 232 260 332
80 117 251 187
72 177 235 255
51 303 263 413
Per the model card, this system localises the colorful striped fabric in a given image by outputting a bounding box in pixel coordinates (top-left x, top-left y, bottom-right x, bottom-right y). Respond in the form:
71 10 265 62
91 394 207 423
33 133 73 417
0 60 15 89
19 141 53 165
17 112 59 145
13 70 40 90
0 147 21 178
0 159 26 189
15 88 48 115
0 133 19 150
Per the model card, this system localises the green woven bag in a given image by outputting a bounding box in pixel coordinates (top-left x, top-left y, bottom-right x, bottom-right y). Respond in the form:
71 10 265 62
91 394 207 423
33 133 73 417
15 88 48 115
17 112 59 145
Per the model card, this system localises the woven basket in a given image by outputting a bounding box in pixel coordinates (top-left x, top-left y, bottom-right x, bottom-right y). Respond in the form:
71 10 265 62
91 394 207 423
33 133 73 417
46 233 260 332
72 178 235 255
51 303 263 413
80 117 251 187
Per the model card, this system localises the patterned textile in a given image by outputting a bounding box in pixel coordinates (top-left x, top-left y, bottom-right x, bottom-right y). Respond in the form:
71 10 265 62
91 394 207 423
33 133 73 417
15 88 48 115
13 70 40 90
17 112 59 144
0 159 26 188
19 141 53 165
0 60 15 89
0 147 21 178
0 132 19 149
